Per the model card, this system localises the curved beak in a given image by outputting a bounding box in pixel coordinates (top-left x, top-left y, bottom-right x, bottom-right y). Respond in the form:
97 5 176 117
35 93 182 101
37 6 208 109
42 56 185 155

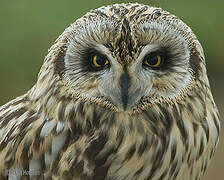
102 66 144 112
120 67 130 110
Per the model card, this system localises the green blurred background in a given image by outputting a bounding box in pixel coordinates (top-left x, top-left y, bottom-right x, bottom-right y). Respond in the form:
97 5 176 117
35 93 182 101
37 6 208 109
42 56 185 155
0 0 223 179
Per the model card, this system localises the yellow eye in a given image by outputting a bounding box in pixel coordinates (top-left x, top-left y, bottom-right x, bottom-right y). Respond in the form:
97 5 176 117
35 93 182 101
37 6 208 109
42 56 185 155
143 55 163 68
91 55 109 68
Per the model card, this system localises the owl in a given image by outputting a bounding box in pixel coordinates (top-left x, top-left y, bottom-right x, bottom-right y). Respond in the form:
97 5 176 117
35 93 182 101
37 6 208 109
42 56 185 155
0 3 220 180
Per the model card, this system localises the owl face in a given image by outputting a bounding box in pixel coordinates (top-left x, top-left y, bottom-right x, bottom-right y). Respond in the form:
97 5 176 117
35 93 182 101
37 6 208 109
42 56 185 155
61 4 195 112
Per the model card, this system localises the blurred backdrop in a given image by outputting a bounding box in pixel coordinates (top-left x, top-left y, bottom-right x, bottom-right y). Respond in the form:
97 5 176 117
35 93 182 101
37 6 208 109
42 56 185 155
0 0 223 179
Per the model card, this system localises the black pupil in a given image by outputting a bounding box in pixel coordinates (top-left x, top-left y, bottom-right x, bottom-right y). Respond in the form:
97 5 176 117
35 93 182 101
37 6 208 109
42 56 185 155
96 56 106 65
147 56 159 65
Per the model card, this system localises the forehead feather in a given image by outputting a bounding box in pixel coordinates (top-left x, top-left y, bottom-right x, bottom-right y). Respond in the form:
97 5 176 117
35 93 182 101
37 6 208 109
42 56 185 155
53 3 204 68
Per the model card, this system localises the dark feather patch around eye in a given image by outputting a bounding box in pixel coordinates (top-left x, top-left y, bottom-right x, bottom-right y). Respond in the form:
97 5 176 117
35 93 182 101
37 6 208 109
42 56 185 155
79 48 110 72
142 46 179 72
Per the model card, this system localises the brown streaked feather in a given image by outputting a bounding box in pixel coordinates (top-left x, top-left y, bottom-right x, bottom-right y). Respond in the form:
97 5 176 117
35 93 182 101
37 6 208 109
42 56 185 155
0 3 220 180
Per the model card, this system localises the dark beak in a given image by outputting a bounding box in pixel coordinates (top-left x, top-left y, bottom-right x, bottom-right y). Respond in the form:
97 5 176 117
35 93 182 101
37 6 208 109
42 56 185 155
120 67 130 110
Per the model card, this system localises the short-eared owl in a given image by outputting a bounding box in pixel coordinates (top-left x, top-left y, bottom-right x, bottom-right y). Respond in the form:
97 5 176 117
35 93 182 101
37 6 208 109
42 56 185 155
0 3 220 180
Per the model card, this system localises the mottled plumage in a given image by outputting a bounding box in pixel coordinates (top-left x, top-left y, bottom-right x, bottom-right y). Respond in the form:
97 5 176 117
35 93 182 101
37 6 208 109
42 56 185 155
0 3 220 180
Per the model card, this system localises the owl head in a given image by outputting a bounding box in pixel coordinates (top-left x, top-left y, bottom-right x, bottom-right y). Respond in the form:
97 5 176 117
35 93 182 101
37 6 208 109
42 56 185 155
33 3 207 113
